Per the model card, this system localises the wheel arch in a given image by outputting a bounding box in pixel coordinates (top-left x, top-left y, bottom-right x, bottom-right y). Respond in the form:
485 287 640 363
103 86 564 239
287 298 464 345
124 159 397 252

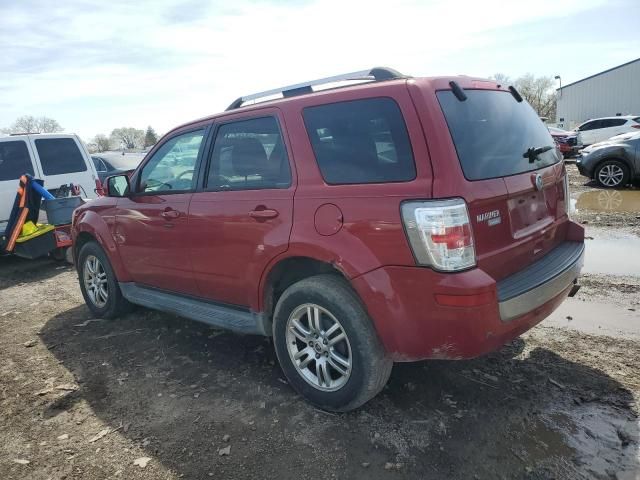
593 156 633 179
73 211 130 281
260 256 354 333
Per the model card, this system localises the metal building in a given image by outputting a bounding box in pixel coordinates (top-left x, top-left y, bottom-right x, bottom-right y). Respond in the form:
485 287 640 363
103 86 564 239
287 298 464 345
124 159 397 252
556 58 640 130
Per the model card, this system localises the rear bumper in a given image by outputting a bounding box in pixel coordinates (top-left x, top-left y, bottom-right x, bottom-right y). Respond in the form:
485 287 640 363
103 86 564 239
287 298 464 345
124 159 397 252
352 233 584 362
497 242 584 321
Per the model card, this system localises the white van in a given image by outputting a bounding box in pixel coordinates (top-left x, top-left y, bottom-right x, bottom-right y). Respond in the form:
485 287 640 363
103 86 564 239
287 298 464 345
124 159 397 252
0 133 99 226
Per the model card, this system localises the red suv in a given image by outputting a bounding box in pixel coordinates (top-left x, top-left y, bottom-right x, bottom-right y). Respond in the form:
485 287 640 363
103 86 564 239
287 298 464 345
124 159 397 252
72 67 584 411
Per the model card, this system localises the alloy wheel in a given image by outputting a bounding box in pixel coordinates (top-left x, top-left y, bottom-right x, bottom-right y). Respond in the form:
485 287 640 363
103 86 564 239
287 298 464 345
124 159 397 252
83 255 109 308
598 164 624 187
286 303 352 392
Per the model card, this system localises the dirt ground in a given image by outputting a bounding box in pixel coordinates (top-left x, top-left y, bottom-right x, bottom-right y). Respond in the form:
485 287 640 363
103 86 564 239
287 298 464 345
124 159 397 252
1 163 639 480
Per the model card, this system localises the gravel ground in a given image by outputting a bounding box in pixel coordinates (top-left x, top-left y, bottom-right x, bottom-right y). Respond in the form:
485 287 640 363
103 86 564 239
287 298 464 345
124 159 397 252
1 166 639 479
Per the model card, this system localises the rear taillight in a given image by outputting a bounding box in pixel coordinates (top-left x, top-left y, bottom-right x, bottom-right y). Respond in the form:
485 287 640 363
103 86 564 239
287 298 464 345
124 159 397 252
401 199 476 271
563 171 570 217
631 124 640 129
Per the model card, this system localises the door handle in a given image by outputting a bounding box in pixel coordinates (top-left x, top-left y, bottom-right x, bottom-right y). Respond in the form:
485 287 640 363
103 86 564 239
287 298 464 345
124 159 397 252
249 208 279 220
161 208 180 219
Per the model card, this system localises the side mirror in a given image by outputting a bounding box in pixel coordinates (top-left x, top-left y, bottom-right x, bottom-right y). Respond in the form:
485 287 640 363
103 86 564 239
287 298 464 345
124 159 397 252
106 174 130 197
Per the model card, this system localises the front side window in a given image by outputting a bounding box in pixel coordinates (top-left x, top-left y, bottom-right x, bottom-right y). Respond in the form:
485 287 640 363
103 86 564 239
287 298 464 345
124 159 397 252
579 120 600 131
35 138 87 175
139 130 204 193
0 141 34 181
303 98 416 184
207 116 291 191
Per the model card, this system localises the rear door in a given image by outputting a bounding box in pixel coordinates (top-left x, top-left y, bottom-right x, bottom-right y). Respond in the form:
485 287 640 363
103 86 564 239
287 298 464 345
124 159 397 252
434 87 567 281
0 137 39 224
29 135 98 198
115 128 207 295
595 118 629 143
187 111 294 307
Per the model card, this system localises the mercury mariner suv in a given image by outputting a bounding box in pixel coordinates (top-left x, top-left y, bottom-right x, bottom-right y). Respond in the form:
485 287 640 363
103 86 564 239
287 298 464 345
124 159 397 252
72 67 584 411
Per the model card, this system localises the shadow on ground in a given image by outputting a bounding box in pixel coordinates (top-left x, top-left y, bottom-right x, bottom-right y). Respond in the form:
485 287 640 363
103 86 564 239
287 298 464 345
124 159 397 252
38 304 639 479
0 255 69 291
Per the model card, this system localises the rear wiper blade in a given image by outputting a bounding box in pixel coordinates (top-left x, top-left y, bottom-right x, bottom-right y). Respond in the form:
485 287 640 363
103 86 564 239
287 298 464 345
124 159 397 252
523 145 553 163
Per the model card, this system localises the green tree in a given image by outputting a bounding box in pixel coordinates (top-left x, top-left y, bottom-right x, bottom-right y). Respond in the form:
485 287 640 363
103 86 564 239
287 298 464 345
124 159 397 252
144 126 158 148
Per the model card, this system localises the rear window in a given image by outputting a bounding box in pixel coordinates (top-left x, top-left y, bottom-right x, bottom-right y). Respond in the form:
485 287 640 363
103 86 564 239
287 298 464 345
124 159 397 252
437 90 560 181
0 141 34 181
303 98 416 184
35 138 87 175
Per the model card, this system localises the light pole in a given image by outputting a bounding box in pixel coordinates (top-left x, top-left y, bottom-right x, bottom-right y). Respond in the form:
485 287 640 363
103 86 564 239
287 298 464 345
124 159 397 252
554 75 562 96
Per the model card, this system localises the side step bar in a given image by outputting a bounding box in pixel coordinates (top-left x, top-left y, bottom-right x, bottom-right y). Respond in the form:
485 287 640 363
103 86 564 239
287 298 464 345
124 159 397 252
119 283 268 335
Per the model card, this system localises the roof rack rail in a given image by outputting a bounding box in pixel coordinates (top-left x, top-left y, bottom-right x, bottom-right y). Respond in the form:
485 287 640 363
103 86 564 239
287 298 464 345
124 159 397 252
226 66 406 111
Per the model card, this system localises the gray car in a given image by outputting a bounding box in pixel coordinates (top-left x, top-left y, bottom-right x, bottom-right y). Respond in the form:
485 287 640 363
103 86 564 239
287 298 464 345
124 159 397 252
576 132 640 188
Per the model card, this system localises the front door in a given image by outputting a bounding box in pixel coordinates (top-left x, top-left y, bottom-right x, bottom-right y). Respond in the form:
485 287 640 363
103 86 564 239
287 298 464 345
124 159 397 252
188 113 294 307
116 128 207 294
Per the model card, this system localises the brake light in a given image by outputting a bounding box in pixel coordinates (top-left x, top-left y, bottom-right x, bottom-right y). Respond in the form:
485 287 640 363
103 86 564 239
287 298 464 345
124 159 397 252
631 124 640 129
401 199 476 271
562 171 571 217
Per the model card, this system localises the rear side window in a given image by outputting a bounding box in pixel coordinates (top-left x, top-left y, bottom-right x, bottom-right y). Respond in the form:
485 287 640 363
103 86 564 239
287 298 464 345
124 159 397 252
303 98 415 184
437 90 560 181
601 118 627 127
0 141 34 181
35 138 87 175
207 116 291 191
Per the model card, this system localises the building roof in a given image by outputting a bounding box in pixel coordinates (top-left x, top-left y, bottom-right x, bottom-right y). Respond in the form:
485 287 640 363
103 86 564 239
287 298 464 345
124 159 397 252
558 58 640 91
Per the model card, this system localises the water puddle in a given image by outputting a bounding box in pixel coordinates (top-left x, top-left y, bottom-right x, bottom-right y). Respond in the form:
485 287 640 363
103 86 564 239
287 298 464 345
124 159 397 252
583 229 640 276
572 189 640 214
542 403 640 478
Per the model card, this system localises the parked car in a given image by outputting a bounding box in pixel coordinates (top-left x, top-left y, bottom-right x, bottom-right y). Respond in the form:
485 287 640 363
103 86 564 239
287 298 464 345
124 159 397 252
72 68 584 411
92 156 125 184
576 131 640 187
548 126 578 158
576 116 640 146
1 133 99 228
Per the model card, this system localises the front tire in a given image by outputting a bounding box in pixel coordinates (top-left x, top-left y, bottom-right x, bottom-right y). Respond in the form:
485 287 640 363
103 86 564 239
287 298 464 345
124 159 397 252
595 160 629 188
272 274 392 412
77 241 131 319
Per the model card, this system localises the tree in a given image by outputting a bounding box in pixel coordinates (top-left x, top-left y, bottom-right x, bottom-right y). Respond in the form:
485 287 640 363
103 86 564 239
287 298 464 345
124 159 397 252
490 73 557 120
514 74 557 120
1 115 63 134
144 126 158 148
110 127 144 150
92 134 111 152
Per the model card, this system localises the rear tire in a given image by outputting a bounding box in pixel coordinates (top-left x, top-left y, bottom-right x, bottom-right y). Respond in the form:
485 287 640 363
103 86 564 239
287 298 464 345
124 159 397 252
272 274 392 412
77 241 131 319
595 160 629 188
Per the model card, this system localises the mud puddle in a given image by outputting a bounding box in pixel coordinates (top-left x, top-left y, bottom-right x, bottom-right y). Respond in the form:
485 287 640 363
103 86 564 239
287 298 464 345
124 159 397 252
573 189 640 214
582 228 640 276
542 403 639 478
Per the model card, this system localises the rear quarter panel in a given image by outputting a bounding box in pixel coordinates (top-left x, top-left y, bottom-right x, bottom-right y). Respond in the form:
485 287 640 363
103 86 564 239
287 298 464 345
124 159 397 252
276 81 433 280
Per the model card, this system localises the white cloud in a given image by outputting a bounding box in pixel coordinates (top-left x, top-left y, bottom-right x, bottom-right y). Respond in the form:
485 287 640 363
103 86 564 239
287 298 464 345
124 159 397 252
0 0 633 140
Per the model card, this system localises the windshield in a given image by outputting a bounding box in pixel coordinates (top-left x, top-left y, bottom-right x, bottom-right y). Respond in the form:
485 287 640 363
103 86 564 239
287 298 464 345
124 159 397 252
437 89 560 181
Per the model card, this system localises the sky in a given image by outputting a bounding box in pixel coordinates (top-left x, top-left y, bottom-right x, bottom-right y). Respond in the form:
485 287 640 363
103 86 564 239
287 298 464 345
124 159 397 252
1 0 639 141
